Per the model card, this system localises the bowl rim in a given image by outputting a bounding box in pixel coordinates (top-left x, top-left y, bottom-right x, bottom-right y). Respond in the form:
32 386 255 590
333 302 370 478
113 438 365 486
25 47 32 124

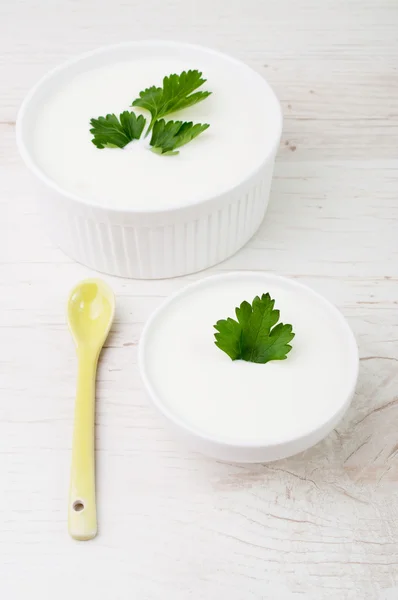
16 40 283 216
138 271 359 449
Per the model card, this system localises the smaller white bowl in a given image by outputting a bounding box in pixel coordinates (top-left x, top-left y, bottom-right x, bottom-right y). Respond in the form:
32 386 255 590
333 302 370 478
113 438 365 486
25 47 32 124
139 272 359 463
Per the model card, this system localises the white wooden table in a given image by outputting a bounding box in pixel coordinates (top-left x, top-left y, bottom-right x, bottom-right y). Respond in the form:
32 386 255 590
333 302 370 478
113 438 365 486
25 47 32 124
1 1 398 598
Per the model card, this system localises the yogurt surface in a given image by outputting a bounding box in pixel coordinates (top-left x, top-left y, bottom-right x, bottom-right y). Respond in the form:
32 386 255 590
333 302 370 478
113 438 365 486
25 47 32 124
31 53 280 210
142 274 357 443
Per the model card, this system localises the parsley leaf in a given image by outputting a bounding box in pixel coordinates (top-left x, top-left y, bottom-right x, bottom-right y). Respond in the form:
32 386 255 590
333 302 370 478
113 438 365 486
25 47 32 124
90 111 146 149
149 119 209 155
214 294 295 364
132 69 211 132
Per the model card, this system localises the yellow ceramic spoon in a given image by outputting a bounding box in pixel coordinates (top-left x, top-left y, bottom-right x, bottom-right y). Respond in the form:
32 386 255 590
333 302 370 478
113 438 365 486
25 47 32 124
67 279 115 541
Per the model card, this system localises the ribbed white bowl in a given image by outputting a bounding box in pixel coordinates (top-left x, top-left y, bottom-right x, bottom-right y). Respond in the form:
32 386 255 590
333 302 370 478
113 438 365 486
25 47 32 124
17 42 282 279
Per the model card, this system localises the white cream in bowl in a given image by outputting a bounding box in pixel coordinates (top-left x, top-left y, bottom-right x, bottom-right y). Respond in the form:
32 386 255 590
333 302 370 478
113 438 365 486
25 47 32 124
31 55 279 211
139 272 359 462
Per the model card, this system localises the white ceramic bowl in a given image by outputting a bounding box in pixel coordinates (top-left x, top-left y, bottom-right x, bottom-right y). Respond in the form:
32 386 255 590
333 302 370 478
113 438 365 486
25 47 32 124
139 272 359 463
16 41 282 279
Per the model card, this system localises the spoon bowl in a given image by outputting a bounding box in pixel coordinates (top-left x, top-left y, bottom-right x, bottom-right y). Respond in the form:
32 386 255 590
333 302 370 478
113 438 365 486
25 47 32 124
68 279 115 349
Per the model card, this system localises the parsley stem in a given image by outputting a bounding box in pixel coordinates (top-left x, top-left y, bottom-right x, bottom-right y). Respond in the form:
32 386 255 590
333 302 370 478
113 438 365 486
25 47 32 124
144 118 156 138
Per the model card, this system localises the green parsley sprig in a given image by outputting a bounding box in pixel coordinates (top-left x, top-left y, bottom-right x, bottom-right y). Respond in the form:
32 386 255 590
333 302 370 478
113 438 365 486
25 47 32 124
214 294 295 364
90 70 211 156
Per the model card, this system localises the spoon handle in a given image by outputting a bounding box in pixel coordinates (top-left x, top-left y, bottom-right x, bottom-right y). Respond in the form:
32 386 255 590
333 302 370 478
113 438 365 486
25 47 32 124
68 350 98 540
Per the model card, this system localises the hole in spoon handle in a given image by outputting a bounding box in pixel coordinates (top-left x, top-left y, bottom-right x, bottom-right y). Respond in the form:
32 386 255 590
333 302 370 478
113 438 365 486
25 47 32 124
69 494 97 541
73 500 85 512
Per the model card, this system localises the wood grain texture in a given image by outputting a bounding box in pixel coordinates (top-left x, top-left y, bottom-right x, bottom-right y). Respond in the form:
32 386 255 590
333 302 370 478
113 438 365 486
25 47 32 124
1 1 398 598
